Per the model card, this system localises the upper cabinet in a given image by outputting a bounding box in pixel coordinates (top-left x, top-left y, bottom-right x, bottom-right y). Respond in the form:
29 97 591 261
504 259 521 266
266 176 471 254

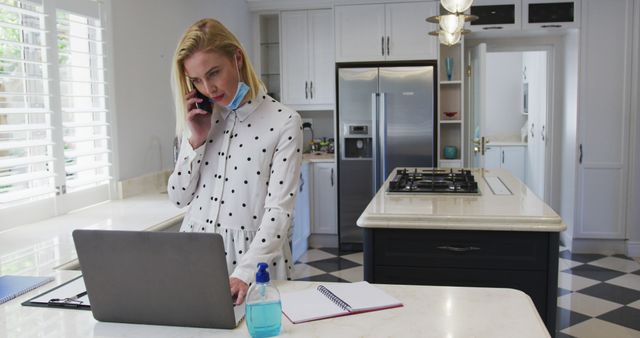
522 0 580 29
281 9 334 110
469 0 522 32
469 0 580 32
335 2 438 62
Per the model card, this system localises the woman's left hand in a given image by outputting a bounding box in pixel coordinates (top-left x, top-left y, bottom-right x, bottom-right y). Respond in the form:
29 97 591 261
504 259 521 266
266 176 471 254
229 277 249 305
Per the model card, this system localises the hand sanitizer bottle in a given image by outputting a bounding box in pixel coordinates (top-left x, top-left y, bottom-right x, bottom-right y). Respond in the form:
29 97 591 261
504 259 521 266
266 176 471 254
246 262 282 337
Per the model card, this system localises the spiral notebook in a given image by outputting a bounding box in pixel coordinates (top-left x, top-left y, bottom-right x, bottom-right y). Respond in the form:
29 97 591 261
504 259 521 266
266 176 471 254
281 281 402 324
0 275 55 305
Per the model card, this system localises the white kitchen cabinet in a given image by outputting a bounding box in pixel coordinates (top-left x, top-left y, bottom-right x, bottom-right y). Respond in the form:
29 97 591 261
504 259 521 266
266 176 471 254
281 9 334 110
574 0 633 240
522 0 580 30
334 2 437 62
484 145 526 182
312 162 337 234
292 162 311 262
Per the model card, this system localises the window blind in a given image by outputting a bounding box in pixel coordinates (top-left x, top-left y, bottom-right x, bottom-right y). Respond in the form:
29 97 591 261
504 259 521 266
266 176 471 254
56 8 110 193
0 0 55 205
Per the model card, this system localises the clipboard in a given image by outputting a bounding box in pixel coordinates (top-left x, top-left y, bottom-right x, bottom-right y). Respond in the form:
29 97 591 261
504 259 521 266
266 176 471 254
22 275 91 310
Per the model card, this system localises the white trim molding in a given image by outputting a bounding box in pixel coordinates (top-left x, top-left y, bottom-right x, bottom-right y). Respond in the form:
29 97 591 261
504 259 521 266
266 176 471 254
628 242 640 258
572 238 627 255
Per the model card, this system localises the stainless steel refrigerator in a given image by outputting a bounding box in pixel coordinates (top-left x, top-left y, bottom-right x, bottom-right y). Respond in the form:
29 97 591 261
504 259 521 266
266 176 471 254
337 65 436 250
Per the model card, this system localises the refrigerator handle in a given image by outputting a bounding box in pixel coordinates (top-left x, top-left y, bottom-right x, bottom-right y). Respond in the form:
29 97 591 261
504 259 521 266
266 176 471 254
371 92 379 195
379 92 387 186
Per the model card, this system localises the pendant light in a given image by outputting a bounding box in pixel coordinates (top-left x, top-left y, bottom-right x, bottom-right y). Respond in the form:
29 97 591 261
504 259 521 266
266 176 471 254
426 0 478 46
439 13 465 34
428 29 469 46
441 0 474 13
426 13 477 35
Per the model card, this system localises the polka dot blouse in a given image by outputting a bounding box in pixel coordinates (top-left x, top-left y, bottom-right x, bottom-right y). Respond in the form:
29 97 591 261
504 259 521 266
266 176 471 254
168 89 303 284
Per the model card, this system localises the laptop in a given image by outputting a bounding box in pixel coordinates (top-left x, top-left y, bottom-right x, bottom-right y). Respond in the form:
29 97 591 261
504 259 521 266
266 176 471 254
72 229 244 329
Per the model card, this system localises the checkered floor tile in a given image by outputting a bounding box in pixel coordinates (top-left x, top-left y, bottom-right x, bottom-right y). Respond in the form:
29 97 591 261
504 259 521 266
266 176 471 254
293 247 640 337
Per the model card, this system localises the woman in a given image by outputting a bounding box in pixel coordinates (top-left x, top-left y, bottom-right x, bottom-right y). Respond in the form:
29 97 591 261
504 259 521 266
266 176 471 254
168 18 302 305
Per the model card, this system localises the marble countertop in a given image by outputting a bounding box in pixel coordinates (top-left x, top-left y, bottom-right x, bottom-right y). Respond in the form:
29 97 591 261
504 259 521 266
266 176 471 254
0 270 549 338
302 151 335 162
0 193 184 276
357 168 566 232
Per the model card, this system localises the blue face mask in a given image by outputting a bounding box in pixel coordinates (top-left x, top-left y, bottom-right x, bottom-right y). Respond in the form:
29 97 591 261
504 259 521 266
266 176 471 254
226 81 249 110
225 55 249 111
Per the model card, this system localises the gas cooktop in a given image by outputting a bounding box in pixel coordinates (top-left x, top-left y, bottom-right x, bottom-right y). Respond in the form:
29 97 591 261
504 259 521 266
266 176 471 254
387 168 480 194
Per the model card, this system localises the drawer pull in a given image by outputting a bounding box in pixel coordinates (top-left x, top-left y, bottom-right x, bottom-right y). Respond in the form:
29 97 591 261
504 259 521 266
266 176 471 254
437 245 481 252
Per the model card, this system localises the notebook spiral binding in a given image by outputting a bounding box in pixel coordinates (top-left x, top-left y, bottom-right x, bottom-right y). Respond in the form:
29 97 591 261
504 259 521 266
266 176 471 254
316 285 352 312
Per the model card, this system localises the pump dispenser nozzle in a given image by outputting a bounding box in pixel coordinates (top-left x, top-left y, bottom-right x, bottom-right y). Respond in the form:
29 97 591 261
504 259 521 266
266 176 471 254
255 262 270 283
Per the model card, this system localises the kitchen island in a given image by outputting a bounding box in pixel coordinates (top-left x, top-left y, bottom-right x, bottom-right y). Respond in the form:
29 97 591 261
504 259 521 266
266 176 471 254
0 270 549 337
357 168 566 334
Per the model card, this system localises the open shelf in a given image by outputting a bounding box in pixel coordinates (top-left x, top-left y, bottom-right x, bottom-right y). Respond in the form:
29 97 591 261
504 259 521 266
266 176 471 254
437 39 465 168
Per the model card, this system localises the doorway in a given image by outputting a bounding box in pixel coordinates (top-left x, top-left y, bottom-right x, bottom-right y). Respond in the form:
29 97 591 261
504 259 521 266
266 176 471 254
466 43 551 201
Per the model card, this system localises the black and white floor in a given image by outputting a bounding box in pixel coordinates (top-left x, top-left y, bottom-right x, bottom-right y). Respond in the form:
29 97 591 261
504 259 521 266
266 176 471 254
292 247 640 338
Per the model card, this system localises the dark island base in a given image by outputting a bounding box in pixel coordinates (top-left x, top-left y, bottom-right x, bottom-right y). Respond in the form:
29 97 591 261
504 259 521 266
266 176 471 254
363 228 559 336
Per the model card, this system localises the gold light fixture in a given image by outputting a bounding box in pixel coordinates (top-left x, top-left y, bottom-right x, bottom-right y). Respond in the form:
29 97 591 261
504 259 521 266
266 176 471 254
428 29 470 46
426 1 478 46
426 13 477 35
441 0 474 13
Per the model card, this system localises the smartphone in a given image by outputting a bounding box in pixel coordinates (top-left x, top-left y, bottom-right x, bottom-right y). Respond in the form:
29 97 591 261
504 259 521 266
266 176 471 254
188 81 212 113
195 90 212 113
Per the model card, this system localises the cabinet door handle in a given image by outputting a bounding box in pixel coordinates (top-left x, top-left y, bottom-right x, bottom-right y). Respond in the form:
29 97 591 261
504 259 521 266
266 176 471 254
541 125 545 141
330 168 334 187
437 245 481 252
530 123 535 139
305 81 308 99
386 36 390 56
299 173 304 192
483 26 504 30
381 36 385 56
310 81 313 99
579 144 583 164
501 150 504 164
541 24 562 28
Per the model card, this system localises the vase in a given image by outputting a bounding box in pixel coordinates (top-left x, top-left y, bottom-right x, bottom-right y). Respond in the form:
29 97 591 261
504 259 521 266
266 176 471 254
445 57 454 81
443 145 458 159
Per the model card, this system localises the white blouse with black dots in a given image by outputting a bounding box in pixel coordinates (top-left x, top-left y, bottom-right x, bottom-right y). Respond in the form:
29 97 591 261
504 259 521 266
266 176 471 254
168 89 303 284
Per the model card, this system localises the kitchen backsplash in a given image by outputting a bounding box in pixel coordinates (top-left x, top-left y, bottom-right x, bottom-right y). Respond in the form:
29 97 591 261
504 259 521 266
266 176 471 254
300 110 334 151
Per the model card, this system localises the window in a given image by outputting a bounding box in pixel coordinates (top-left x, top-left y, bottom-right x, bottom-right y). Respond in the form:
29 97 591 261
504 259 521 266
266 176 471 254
0 0 111 226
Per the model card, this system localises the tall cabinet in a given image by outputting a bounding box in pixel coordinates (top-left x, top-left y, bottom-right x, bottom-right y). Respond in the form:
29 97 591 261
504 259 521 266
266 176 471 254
575 0 633 240
438 42 465 168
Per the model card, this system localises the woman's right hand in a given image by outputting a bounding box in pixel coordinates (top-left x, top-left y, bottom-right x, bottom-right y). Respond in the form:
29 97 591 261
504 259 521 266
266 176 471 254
185 90 212 148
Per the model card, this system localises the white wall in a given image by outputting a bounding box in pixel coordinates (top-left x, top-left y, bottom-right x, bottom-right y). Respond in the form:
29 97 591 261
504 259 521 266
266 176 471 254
109 0 251 181
485 52 527 139
560 30 579 249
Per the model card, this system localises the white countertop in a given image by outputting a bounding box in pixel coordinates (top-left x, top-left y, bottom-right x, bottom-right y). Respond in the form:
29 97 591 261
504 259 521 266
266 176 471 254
0 193 184 275
302 152 335 162
357 168 566 232
0 270 549 338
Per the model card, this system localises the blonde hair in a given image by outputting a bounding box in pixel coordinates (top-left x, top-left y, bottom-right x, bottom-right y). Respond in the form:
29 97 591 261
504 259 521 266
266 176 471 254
171 19 263 135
